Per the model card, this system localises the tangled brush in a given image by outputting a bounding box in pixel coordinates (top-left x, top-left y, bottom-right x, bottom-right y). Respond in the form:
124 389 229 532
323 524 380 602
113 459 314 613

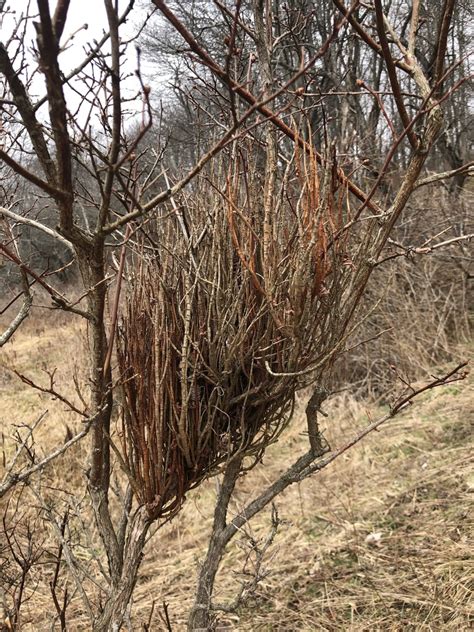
117 136 376 519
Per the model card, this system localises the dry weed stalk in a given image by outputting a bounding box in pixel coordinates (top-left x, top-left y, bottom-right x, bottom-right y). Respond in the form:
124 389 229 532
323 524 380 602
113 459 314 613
117 134 379 520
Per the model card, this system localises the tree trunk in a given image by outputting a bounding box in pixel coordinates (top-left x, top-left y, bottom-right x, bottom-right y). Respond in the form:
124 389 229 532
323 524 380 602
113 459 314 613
93 508 151 632
187 535 226 631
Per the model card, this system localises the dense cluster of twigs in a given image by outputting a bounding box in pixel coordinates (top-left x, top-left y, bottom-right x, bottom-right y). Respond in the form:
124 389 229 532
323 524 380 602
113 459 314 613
117 135 377 519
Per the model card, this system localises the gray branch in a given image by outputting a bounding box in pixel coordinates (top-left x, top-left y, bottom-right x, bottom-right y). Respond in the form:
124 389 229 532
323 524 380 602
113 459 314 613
0 205 75 252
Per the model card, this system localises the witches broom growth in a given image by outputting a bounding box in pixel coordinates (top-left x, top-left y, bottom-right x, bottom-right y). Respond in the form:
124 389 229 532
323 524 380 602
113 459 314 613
117 134 376 520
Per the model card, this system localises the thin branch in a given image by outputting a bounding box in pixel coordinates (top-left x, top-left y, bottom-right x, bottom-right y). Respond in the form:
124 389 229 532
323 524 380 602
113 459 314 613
331 0 412 72
0 291 32 346
33 2 136 112
0 43 58 185
151 0 382 214
213 504 280 614
11 368 87 417
0 407 104 498
27 484 95 623
102 114 246 232
432 0 456 90
414 161 474 188
0 206 75 252
1 412 47 488
374 0 418 149
214 0 255 39
104 12 384 233
377 233 474 265
0 243 91 318
225 362 468 538
0 148 64 199
356 78 396 138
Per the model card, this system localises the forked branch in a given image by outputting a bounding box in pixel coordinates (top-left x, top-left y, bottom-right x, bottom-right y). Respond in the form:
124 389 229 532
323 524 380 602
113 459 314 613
189 362 468 629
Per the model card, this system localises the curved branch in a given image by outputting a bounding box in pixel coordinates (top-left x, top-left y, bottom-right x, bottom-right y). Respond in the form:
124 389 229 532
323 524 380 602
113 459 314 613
0 148 65 199
226 362 468 535
0 291 32 347
0 206 75 252
414 161 474 189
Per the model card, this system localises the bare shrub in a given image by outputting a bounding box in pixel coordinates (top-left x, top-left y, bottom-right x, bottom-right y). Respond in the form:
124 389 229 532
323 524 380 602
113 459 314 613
117 140 357 518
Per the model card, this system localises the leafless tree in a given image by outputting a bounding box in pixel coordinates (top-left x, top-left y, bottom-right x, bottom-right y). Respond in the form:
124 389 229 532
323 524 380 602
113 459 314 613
0 1 470 630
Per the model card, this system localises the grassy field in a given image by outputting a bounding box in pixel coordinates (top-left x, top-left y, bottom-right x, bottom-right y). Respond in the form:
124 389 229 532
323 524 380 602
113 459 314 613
1 309 473 630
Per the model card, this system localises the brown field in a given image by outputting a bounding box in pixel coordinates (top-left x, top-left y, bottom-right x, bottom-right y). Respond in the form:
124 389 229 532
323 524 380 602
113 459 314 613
1 308 473 630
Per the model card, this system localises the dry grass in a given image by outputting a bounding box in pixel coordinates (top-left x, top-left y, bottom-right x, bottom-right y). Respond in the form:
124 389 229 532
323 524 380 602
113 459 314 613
133 378 473 631
1 309 473 630
0 306 87 471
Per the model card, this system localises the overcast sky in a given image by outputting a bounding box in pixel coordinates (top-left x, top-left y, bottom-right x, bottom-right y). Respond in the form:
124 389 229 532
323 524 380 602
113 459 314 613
2 1 160 121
